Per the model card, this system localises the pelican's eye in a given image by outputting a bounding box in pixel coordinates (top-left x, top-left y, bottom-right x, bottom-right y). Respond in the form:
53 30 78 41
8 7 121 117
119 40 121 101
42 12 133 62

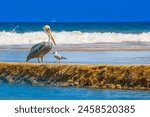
46 28 49 32
48 27 51 30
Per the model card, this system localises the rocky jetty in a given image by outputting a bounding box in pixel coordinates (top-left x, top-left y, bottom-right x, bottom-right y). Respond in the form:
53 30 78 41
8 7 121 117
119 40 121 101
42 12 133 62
0 62 150 90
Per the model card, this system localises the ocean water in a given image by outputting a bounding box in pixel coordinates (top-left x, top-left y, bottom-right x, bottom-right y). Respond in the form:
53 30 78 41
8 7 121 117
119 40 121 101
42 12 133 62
0 83 150 100
1 22 150 33
0 22 150 45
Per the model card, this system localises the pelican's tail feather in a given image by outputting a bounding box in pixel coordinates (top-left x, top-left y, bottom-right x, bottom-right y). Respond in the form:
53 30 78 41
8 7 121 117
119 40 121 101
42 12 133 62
26 55 31 62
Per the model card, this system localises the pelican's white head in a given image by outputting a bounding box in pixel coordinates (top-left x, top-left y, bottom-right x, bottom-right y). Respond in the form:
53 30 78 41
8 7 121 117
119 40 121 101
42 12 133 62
43 25 56 45
43 25 51 32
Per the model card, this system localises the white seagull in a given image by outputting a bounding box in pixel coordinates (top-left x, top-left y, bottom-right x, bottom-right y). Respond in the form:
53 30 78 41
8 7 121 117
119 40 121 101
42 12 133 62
53 51 67 63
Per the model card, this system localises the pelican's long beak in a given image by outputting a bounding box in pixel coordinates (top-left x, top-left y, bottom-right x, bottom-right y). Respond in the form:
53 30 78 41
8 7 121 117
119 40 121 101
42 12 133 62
46 28 56 45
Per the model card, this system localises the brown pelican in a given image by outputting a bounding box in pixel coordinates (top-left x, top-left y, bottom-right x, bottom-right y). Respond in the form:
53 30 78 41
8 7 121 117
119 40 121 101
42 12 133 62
26 25 56 63
52 51 67 63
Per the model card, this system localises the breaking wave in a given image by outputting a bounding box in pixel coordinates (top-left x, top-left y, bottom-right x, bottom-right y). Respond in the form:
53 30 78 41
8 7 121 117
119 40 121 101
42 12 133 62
0 31 150 45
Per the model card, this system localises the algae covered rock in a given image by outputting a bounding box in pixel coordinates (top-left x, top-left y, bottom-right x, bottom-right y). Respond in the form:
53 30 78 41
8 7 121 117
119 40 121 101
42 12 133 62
0 62 150 90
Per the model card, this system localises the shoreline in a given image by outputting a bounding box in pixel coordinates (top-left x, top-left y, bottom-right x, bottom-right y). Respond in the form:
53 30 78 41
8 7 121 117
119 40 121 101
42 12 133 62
0 62 150 90
1 42 150 51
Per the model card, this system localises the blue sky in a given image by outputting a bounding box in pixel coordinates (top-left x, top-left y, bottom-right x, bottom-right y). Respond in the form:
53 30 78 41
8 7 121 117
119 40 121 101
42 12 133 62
0 0 149 22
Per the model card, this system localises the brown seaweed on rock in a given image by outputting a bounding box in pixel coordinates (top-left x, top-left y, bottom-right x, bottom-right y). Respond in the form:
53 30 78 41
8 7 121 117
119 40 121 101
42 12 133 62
0 62 150 90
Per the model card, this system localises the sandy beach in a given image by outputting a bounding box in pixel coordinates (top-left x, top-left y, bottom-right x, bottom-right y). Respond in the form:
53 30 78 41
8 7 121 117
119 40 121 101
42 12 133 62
0 62 150 90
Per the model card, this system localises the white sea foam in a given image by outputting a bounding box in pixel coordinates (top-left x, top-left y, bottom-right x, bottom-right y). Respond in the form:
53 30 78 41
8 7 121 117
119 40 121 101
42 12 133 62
0 31 150 45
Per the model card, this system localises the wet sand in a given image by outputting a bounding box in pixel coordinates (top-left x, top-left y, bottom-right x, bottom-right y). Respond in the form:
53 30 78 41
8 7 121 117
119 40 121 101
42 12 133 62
1 42 150 51
0 62 150 90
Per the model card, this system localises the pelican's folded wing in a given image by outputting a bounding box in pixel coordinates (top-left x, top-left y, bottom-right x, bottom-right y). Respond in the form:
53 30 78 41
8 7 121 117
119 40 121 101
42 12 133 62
29 42 46 54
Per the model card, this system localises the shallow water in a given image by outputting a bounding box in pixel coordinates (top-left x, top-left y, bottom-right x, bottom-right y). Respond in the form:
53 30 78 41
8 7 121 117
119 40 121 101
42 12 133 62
0 83 150 100
1 50 150 64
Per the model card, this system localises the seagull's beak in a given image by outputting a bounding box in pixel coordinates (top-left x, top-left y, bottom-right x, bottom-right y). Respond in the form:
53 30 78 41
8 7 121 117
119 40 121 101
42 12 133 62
46 28 56 45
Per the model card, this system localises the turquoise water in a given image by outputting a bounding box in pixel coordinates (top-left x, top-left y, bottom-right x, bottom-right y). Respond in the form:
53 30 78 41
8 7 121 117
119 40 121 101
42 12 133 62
0 83 150 100
1 22 150 33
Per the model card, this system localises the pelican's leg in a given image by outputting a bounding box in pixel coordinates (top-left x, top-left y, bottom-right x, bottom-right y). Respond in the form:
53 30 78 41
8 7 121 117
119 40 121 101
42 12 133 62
41 57 44 63
54 59 57 63
59 60 60 64
38 58 40 63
